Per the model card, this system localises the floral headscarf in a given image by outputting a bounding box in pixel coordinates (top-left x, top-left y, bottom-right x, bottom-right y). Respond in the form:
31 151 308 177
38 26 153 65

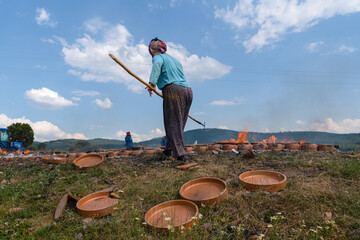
148 37 167 56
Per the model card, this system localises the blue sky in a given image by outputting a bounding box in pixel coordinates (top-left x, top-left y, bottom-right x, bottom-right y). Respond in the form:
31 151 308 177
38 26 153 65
1 0 360 142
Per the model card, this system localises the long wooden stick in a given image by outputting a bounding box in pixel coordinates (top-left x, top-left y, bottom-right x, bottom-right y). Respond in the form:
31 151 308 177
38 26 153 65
109 54 205 127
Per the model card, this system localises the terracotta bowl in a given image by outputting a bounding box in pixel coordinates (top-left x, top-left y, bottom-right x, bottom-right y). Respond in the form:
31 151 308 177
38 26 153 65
318 144 335 152
185 147 194 152
267 143 284 151
107 152 118 158
207 144 221 151
179 177 227 207
118 150 131 156
76 191 118 218
131 150 143 156
238 144 253 151
145 200 199 232
195 146 208 152
239 170 287 192
73 154 104 170
222 144 238 151
285 143 301 151
300 143 317 151
252 143 267 150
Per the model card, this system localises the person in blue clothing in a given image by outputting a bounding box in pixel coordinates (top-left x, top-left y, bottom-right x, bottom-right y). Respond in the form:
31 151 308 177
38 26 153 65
124 131 133 149
146 38 193 161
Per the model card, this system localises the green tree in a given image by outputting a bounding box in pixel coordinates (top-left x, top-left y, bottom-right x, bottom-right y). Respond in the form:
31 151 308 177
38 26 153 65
7 123 34 147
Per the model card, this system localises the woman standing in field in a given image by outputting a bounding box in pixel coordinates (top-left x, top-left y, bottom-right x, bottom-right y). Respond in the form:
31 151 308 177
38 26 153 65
146 38 193 161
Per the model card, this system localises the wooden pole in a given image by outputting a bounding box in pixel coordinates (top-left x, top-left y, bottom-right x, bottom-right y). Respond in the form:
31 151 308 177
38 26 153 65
109 54 205 127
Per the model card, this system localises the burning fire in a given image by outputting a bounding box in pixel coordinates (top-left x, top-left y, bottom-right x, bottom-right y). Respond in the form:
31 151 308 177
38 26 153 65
24 150 30 155
224 131 249 144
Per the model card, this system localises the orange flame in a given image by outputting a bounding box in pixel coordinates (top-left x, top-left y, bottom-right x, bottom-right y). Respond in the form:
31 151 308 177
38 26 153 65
256 135 277 144
299 140 305 145
223 131 249 144
24 150 30 155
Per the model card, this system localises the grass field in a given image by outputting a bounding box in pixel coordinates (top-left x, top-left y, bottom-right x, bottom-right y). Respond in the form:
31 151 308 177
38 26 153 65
1 150 360 239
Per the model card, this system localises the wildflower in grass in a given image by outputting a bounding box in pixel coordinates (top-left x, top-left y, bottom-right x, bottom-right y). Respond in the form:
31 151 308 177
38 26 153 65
142 222 147 225
280 215 285 220
193 222 196 226
134 217 140 221
198 213 203 219
267 224 273 228
167 225 173 230
191 216 197 220
317 226 323 230
270 216 278 221
118 190 124 193
258 234 265 240
276 212 282 215
164 217 171 222
180 226 185 231
201 203 205 208
310 228 317 233
162 212 167 216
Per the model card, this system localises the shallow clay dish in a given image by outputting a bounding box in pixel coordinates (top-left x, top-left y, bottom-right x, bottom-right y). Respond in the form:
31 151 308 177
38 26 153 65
76 191 118 218
145 200 199 232
143 150 156 155
54 193 79 221
176 162 198 170
118 150 131 156
185 147 194 152
179 177 227 207
239 170 286 192
222 144 238 151
107 152 118 158
73 153 104 170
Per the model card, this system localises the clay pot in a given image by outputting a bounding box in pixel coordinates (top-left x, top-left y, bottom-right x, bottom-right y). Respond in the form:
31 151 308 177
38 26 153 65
239 170 287 192
300 143 317 151
238 144 253 151
145 200 199 232
207 144 221 151
252 143 267 150
179 177 227 207
76 191 118 218
185 147 194 152
222 144 238 151
317 144 335 152
285 143 301 151
267 143 284 151
195 146 208 152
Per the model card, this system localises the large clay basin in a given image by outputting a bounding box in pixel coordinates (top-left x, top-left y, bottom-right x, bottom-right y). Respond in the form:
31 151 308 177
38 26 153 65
179 177 227 207
76 191 118 218
239 170 287 192
317 144 335 152
145 200 198 232
222 144 238 151
73 153 104 170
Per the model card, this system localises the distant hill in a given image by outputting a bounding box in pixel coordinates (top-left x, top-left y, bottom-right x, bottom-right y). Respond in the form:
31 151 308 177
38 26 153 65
33 129 360 151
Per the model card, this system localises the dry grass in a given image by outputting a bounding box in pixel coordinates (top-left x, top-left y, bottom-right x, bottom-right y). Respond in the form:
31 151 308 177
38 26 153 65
1 150 360 239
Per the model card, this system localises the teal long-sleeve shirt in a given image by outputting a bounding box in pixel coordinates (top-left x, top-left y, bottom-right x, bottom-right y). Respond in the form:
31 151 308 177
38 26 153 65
149 53 189 90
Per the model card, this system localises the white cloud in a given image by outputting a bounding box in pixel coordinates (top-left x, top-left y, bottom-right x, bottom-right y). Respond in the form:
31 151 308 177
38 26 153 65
0 114 87 142
84 17 109 34
338 44 356 53
57 20 232 93
116 128 165 142
216 0 360 52
311 118 360 133
296 120 306 125
94 98 112 109
72 90 100 97
25 88 76 110
307 41 324 52
35 8 57 27
72 97 81 101
210 97 245 106
218 125 229 130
